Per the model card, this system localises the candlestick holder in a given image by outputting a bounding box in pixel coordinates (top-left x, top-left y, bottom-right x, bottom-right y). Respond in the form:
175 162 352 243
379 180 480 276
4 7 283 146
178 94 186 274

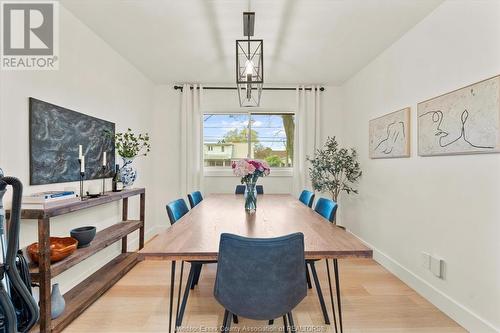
79 171 86 201
78 158 86 201
101 165 108 195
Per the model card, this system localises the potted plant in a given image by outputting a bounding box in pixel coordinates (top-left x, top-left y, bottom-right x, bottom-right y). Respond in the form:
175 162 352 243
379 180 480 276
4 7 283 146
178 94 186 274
307 136 361 224
109 129 151 188
232 159 270 213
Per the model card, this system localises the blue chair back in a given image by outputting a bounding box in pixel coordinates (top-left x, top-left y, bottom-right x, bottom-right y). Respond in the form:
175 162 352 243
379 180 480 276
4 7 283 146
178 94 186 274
187 191 203 209
299 190 315 208
214 233 307 320
235 185 246 194
256 185 264 194
314 198 338 223
166 199 189 225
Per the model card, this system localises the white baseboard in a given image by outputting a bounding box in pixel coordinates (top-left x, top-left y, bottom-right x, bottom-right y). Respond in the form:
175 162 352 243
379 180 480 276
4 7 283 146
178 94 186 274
348 232 498 333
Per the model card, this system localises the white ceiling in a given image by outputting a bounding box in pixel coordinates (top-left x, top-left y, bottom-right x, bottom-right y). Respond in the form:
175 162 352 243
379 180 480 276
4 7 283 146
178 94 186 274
61 0 443 85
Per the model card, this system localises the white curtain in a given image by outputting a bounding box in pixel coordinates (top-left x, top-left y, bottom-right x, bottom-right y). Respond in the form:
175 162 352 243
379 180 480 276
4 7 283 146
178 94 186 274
180 84 204 196
293 85 321 196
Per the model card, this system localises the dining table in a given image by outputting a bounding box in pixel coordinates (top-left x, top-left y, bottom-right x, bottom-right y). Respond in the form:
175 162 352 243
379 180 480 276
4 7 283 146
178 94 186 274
139 194 372 333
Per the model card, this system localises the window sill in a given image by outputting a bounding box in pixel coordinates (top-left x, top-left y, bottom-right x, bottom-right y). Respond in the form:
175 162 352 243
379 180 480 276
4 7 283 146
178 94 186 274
204 168 293 177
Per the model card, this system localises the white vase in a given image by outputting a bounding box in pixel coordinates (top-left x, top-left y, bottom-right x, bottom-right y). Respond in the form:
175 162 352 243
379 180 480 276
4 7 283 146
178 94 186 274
51 283 65 319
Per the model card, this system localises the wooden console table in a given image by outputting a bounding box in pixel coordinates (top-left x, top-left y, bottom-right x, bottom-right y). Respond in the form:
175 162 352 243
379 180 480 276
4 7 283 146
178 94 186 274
10 188 145 332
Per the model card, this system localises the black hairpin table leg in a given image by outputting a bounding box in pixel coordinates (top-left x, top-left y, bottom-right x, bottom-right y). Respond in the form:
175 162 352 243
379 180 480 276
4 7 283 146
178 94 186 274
333 259 343 333
326 259 338 333
175 261 185 328
169 261 176 333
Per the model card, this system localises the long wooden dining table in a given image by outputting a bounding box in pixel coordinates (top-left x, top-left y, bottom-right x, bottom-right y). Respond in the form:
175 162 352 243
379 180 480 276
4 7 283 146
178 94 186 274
139 194 372 333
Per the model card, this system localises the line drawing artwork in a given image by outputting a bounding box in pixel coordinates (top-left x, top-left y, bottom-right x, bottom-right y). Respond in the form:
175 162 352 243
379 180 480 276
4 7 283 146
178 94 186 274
417 75 500 156
374 121 406 154
418 109 494 150
369 107 410 159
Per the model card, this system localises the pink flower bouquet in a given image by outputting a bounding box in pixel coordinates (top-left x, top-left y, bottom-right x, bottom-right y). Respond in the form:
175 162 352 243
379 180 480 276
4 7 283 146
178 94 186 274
232 159 271 182
232 159 270 213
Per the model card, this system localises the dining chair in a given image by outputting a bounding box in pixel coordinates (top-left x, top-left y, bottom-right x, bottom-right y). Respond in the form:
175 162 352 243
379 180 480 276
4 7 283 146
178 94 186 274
166 199 189 225
214 232 307 332
299 190 315 208
314 197 338 222
236 185 264 195
187 191 203 209
305 197 339 325
235 185 246 194
166 198 214 326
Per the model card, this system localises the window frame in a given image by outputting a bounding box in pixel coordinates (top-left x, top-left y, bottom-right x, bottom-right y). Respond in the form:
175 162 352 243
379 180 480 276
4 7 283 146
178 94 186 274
202 110 295 177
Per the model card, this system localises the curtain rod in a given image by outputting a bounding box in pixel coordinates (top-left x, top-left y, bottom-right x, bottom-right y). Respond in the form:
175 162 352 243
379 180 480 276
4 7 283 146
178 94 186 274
173 85 325 92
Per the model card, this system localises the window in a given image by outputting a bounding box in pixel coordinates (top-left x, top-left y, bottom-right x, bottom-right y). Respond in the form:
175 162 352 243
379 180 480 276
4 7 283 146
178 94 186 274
203 113 295 168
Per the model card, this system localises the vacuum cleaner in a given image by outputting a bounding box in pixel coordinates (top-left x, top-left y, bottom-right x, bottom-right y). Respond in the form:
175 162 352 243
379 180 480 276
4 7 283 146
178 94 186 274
0 168 39 332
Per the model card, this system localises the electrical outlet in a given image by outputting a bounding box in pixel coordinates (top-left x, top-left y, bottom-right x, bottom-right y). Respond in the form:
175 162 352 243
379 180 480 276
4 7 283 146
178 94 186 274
421 252 431 269
430 256 444 278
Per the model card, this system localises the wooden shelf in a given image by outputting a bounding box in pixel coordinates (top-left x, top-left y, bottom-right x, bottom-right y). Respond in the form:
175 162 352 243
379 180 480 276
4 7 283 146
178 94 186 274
29 220 143 280
11 188 145 219
31 252 139 333
22 188 146 332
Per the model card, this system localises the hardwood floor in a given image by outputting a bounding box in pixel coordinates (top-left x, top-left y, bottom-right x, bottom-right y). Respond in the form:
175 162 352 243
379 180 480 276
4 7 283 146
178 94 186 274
64 259 466 333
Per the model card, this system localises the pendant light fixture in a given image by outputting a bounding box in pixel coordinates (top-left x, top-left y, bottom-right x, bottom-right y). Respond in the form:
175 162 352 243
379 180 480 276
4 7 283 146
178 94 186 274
236 12 263 107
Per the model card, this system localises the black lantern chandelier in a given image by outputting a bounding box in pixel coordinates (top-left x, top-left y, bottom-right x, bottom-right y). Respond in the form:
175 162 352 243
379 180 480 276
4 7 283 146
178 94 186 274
236 12 263 107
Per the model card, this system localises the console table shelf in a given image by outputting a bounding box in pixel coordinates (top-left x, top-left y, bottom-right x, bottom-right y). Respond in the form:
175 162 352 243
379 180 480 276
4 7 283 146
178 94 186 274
29 220 143 280
17 188 146 333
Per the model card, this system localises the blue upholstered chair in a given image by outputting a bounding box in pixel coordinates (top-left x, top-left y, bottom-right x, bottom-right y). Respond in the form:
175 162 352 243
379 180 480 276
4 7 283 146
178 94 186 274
314 197 338 223
299 190 315 208
214 233 307 331
187 191 203 209
236 185 264 194
166 199 189 225
304 197 339 324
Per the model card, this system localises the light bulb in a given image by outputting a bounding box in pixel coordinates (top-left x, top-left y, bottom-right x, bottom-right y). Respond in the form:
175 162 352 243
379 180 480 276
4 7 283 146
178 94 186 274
244 59 254 75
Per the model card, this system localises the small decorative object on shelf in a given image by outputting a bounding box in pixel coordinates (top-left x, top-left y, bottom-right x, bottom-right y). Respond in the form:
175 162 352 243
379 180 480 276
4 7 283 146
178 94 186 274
101 151 107 195
120 157 137 187
78 146 86 200
70 226 97 248
107 128 151 188
87 183 101 199
232 159 270 213
27 237 78 264
50 283 65 319
112 164 123 192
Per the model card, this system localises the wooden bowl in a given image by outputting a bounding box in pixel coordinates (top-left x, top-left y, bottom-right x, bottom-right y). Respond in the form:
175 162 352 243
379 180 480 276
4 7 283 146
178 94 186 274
27 237 78 264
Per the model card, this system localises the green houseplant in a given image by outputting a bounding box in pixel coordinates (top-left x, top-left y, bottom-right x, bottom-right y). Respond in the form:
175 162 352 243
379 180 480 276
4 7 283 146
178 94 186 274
108 129 151 188
307 136 361 222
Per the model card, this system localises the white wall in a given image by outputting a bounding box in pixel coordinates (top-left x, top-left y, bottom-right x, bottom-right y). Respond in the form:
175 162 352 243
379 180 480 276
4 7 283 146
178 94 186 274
152 86 343 203
0 6 156 295
337 1 500 332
